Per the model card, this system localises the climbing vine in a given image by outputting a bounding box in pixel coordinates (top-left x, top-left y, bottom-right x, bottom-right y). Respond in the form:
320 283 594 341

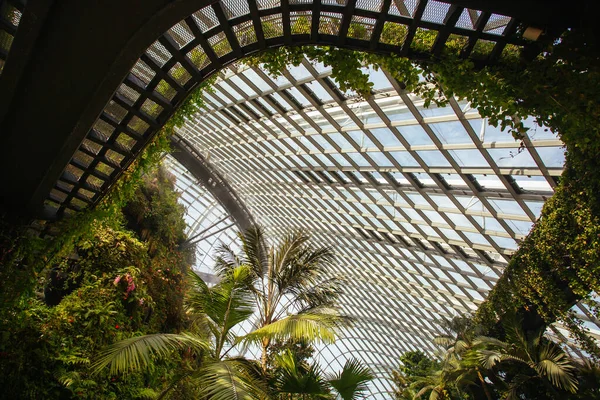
247 27 600 355
3 22 600 361
0 76 215 315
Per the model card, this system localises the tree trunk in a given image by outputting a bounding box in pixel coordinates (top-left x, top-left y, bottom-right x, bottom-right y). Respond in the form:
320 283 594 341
476 368 493 400
261 337 270 374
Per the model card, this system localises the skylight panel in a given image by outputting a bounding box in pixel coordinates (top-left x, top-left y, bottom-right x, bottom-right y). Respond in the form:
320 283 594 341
212 87 233 105
371 127 403 148
242 69 273 93
369 171 388 184
266 71 290 88
439 227 462 241
286 86 312 107
270 92 291 111
347 152 371 167
299 136 320 153
472 119 516 143
535 146 566 168
218 81 244 101
418 102 455 118
471 174 504 190
367 152 394 167
397 124 434 146
522 117 558 141
511 175 553 192
379 100 414 122
365 66 392 91
288 63 312 81
255 97 277 114
301 154 321 167
429 121 472 145
390 151 419 167
487 148 537 168
488 198 527 216
416 150 451 167
490 236 518 250
347 130 377 149
448 149 489 167
471 215 506 233
229 75 256 97
328 132 355 151
405 192 428 206
305 80 334 102
505 219 534 236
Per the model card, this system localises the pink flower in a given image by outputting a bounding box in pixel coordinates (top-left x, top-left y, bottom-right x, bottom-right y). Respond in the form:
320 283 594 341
113 275 121 285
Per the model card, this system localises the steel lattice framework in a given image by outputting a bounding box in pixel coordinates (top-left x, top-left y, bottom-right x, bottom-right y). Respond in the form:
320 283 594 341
42 0 549 219
0 0 597 397
166 59 565 396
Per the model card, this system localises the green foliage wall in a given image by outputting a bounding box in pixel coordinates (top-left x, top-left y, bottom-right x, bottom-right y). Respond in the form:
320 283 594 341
0 169 194 399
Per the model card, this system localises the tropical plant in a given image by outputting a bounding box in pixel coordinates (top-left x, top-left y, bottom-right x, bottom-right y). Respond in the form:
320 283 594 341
327 358 374 400
273 349 374 400
216 226 348 373
475 315 579 398
410 357 467 400
94 226 349 399
433 317 495 400
392 351 441 400
94 264 270 399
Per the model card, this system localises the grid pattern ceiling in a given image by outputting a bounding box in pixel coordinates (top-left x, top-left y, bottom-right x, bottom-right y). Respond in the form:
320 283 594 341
171 59 564 395
43 0 548 219
164 155 240 275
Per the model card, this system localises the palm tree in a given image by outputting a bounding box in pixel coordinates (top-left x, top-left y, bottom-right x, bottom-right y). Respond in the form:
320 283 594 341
274 349 374 399
93 226 348 399
475 314 578 398
93 265 269 399
433 316 494 400
216 226 348 373
327 358 374 400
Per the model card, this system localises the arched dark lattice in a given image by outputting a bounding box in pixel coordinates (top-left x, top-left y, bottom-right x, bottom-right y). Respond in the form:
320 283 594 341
45 0 546 218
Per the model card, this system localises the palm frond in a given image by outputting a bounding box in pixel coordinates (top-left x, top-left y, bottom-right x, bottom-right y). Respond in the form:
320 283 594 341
293 277 341 311
326 358 374 400
239 309 347 345
276 246 336 296
239 226 267 280
477 349 504 370
414 385 436 399
214 242 243 276
92 333 208 375
502 313 530 352
187 265 255 354
193 359 269 400
473 335 509 349
433 335 454 349
535 344 578 392
275 349 330 397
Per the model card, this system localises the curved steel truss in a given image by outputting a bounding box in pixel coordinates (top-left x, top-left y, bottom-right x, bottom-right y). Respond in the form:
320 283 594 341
43 0 551 219
165 58 564 395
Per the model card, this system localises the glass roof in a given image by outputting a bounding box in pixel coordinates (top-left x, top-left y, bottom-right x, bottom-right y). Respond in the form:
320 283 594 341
164 155 240 276
166 58 565 396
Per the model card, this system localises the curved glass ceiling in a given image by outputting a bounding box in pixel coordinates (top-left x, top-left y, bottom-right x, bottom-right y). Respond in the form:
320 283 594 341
165 58 565 396
164 155 240 276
